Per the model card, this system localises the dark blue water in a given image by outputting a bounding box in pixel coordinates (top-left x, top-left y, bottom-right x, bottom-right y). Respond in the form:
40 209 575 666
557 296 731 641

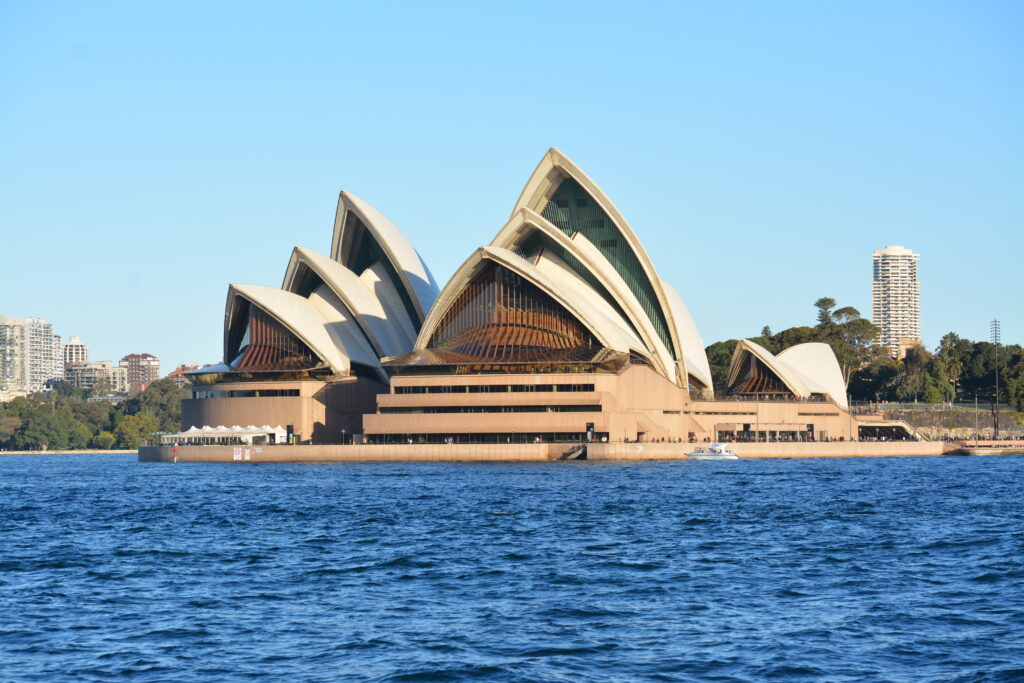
2 455 1023 681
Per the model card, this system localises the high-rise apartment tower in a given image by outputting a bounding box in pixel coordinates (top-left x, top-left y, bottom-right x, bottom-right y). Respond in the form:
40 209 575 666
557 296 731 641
872 245 920 357
0 316 64 395
63 336 89 366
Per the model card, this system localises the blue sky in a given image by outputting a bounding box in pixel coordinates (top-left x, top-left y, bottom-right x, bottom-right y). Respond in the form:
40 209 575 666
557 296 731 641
1 0 1020 371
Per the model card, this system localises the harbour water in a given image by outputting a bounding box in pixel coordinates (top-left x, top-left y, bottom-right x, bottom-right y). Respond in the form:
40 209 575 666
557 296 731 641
2 454 1022 681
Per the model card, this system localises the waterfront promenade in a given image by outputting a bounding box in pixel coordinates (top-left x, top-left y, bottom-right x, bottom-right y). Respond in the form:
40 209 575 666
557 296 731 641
138 440 1024 463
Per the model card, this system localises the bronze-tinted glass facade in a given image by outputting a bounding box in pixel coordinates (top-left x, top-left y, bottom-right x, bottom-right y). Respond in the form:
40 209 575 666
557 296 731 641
227 302 322 372
728 354 792 399
426 262 601 363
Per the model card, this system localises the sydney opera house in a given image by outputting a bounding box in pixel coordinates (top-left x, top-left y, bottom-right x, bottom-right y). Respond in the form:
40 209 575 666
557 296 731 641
184 149 871 445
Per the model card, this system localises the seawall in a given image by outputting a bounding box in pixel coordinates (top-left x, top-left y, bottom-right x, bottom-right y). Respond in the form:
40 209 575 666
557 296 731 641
138 441 975 463
586 441 950 460
138 443 561 463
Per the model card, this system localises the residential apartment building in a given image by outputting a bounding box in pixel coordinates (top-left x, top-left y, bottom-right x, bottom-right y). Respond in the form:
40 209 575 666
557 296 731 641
120 353 160 393
63 336 89 366
0 315 64 397
66 361 129 395
872 246 920 357
166 362 202 388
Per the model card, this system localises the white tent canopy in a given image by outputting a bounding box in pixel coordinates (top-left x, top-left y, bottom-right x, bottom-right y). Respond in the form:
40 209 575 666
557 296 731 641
162 425 288 446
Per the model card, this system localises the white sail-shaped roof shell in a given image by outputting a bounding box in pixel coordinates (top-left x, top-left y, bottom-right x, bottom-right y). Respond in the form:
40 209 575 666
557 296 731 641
727 339 847 408
727 339 811 398
490 208 676 381
509 148 684 366
415 246 652 362
776 343 849 409
330 190 438 325
661 281 713 391
224 284 352 375
282 247 416 358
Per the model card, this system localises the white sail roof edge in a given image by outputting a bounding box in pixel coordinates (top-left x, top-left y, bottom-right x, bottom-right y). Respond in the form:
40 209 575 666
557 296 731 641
727 339 848 408
509 147 684 366
661 281 713 391
282 247 416 358
489 208 675 380
329 190 439 324
776 343 849 410
224 284 352 375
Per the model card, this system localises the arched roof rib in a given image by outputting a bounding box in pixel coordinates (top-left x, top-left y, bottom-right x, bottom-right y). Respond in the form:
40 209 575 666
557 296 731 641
415 246 651 362
510 148 683 363
224 284 351 375
329 190 439 326
490 208 674 380
282 247 415 358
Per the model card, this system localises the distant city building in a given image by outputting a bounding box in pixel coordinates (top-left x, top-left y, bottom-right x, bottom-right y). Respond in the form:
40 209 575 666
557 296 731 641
0 315 64 397
66 361 129 395
872 246 920 358
120 353 160 394
63 336 89 366
166 362 202 387
896 337 921 361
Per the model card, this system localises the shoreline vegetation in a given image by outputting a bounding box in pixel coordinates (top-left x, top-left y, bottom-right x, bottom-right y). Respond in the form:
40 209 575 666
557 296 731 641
0 379 186 452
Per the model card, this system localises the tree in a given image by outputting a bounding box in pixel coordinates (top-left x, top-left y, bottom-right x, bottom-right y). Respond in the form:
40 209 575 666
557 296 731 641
811 299 881 386
113 413 159 449
72 401 112 434
51 381 89 401
13 411 67 450
121 379 187 432
848 358 899 402
814 297 837 327
90 431 117 450
91 375 115 398
894 345 931 401
0 416 22 446
705 340 738 397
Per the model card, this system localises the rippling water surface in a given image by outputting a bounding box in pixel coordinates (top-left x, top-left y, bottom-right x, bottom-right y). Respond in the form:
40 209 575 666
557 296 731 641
2 454 1023 681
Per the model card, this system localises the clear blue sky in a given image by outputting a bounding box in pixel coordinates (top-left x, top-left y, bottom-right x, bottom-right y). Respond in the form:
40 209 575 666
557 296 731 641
2 1 1020 372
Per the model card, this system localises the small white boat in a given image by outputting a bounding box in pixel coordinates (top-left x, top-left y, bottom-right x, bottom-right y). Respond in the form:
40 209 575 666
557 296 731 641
686 443 739 460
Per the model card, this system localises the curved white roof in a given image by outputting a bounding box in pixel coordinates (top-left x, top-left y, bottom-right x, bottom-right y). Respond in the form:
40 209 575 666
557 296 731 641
490 208 675 380
776 343 848 409
305 284 385 377
329 191 438 324
225 284 351 375
415 246 650 360
661 281 713 391
282 247 415 358
727 339 847 407
529 248 656 365
509 148 683 362
727 339 811 398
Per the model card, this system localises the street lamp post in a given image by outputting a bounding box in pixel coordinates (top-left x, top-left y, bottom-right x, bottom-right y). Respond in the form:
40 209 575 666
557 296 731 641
991 319 1001 438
